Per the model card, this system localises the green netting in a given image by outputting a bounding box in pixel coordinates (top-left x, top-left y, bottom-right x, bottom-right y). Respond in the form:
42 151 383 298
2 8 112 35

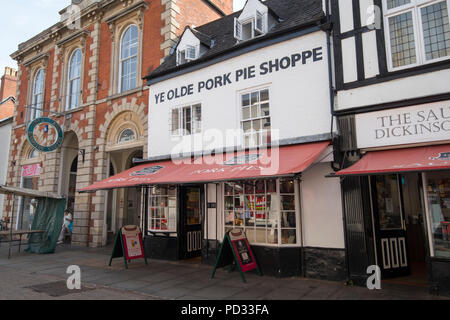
25 197 66 254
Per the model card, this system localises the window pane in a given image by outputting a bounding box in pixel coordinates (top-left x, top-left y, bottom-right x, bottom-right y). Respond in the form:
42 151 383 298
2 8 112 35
225 211 234 226
267 229 278 244
281 229 296 244
183 106 192 134
280 179 295 193
172 109 180 134
421 1 450 61
242 94 250 106
235 211 244 226
260 89 269 102
255 228 266 243
281 195 295 211
389 11 416 67
281 212 296 228
426 171 450 258
120 25 138 92
119 129 135 143
387 0 411 10
193 104 202 133
375 175 403 230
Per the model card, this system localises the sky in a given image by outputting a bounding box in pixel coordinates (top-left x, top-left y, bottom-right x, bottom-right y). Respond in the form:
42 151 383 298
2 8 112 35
0 0 247 74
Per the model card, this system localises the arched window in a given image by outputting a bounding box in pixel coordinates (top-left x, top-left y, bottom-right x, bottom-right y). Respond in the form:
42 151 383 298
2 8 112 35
31 69 44 120
118 129 136 143
67 49 82 110
119 25 138 93
28 149 38 159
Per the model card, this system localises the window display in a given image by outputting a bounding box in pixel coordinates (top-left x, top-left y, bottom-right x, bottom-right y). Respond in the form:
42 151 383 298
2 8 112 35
374 175 403 230
426 171 450 258
224 179 297 245
149 186 177 232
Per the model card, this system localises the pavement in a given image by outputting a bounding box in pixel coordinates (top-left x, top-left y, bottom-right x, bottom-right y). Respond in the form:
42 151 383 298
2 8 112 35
0 243 448 300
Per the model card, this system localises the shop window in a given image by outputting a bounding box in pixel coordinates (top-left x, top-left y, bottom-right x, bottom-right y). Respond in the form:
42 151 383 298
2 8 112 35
118 128 136 143
148 186 177 232
30 68 44 121
119 25 138 93
66 49 82 110
241 88 271 148
171 104 202 136
224 179 298 246
425 171 450 258
383 0 450 71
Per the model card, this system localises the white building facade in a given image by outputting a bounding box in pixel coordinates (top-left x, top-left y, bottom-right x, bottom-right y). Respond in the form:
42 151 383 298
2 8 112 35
331 0 450 296
141 0 346 279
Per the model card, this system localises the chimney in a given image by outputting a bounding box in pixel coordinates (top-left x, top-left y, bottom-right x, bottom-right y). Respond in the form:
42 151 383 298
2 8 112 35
0 67 18 101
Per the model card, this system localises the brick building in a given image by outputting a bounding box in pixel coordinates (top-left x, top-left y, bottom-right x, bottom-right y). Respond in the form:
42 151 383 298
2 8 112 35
0 67 18 217
4 0 232 247
0 67 17 121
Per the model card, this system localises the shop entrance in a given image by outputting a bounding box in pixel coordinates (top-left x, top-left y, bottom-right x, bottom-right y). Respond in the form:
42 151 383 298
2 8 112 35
179 186 203 260
371 173 428 283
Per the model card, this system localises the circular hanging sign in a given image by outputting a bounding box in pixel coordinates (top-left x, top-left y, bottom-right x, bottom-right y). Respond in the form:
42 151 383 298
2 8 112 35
27 117 64 152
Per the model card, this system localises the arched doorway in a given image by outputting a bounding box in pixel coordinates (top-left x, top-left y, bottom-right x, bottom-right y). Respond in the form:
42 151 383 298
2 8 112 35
59 131 79 214
123 150 143 227
103 111 145 245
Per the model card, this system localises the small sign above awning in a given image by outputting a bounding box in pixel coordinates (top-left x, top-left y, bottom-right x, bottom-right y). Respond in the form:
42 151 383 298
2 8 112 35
79 141 330 193
337 144 450 176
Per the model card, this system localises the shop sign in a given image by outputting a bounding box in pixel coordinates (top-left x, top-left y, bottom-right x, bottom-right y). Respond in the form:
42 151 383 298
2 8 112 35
212 228 262 283
356 101 450 149
27 117 64 152
109 225 147 269
22 164 41 177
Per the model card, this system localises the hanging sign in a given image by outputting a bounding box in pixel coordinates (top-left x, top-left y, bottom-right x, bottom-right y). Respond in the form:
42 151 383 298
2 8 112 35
109 225 147 269
211 229 261 283
27 117 64 152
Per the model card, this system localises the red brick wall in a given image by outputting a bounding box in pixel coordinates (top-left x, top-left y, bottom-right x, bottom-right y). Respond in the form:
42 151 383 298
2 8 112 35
0 74 17 101
177 0 231 32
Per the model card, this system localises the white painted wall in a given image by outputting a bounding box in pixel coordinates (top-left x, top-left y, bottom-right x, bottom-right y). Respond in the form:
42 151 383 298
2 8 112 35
0 120 12 217
339 0 354 33
336 69 450 110
342 37 358 83
300 162 345 249
148 31 331 157
362 30 379 79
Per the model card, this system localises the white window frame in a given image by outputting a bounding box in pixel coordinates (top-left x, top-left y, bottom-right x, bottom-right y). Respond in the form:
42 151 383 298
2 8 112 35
118 128 136 144
221 179 301 247
185 45 197 61
383 0 450 71
66 49 82 110
234 11 267 41
170 103 202 136
118 24 139 93
148 186 177 233
239 87 271 148
30 68 44 121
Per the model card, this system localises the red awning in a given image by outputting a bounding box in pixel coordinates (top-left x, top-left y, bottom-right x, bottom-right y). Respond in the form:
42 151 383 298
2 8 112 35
79 141 330 192
337 144 450 176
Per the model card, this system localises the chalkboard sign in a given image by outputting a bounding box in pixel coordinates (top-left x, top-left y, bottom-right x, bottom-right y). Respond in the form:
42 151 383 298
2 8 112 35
109 225 148 269
211 229 261 283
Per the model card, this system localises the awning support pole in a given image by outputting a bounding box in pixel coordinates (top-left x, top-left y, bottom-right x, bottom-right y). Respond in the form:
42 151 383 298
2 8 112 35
8 194 15 259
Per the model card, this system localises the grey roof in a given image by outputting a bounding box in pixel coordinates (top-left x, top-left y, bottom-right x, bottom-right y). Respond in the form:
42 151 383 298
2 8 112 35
146 0 325 81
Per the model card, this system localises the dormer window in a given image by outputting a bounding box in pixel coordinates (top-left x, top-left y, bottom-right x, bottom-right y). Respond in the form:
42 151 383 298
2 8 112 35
234 10 267 41
177 45 198 65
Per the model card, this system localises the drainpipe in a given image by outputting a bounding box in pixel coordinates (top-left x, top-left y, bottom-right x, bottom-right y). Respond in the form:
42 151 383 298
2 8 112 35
325 0 335 138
